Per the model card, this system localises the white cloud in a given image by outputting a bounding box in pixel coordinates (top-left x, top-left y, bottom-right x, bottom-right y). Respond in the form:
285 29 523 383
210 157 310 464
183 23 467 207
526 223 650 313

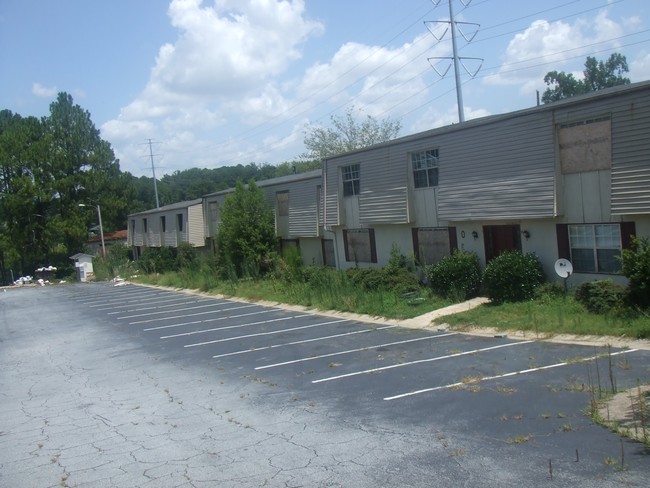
32 82 57 98
103 0 324 174
631 50 650 82
484 10 626 94
410 104 491 134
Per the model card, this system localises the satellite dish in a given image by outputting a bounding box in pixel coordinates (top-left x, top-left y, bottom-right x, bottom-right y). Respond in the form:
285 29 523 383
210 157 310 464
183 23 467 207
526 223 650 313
554 258 573 279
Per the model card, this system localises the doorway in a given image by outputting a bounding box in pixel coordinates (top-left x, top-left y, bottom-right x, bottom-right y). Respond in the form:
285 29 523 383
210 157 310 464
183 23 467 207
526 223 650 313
483 225 521 263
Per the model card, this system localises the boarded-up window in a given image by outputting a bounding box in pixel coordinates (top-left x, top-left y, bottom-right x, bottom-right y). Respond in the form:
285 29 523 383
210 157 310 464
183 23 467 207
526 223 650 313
276 191 289 217
343 228 377 263
413 227 450 266
209 202 219 224
322 239 335 267
558 117 611 174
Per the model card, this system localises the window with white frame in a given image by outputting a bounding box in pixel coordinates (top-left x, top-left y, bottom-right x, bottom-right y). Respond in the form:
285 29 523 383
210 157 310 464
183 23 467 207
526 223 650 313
342 164 360 197
569 224 621 273
411 149 439 188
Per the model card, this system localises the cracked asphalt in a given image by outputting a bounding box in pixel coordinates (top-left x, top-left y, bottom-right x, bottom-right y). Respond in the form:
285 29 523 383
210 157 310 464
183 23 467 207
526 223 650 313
1 282 649 487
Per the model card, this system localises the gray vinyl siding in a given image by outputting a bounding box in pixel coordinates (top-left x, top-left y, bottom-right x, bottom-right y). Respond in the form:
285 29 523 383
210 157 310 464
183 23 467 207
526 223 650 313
357 146 409 224
611 94 650 214
258 172 321 238
287 182 319 238
437 112 556 221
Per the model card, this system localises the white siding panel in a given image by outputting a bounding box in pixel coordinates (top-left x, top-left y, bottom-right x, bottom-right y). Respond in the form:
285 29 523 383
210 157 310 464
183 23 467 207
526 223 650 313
188 204 205 246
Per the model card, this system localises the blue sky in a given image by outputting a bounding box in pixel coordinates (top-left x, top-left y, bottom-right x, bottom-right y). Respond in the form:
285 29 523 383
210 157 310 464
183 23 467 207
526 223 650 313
1 0 649 177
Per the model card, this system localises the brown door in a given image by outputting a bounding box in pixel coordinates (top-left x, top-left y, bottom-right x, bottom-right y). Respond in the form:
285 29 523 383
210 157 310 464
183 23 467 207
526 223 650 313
483 225 521 263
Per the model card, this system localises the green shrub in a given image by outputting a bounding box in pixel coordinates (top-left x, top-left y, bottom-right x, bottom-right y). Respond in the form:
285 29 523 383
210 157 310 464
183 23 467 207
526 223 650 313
533 282 566 303
621 237 650 309
482 251 544 303
345 267 420 295
138 247 178 274
176 242 199 271
425 250 482 300
574 280 626 314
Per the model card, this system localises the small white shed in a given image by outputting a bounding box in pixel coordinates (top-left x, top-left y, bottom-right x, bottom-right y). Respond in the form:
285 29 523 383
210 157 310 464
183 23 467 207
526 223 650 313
70 253 94 282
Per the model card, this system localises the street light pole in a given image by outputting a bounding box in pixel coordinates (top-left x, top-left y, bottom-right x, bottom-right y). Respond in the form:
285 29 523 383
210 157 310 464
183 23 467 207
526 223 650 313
79 203 106 256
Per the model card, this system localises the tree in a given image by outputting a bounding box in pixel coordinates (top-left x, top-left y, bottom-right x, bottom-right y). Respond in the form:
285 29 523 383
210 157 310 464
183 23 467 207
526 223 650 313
0 93 127 281
542 53 630 103
215 180 277 278
303 106 401 161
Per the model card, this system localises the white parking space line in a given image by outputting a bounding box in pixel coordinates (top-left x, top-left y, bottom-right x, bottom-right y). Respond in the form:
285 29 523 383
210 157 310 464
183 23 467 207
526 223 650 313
160 314 313 338
103 297 210 313
117 302 248 320
313 341 533 384
125 304 263 325
184 318 351 348
106 298 212 314
211 325 399 359
383 348 639 401
143 310 295 332
77 290 166 305
255 333 458 371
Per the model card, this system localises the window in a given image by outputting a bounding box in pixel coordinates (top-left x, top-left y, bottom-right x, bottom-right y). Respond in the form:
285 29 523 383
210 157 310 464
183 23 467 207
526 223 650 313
276 191 289 217
342 164 360 197
176 213 183 232
343 228 377 263
160 216 166 233
569 224 621 273
411 149 439 188
412 227 455 266
143 218 148 233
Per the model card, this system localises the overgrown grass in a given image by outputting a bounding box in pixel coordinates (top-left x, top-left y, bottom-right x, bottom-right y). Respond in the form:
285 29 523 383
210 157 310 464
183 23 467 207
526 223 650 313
130 258 650 337
134 268 452 320
437 295 650 339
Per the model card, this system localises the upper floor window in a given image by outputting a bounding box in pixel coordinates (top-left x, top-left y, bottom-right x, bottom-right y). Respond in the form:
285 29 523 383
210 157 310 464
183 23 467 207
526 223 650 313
569 224 621 273
276 191 289 217
342 164 360 197
411 149 439 188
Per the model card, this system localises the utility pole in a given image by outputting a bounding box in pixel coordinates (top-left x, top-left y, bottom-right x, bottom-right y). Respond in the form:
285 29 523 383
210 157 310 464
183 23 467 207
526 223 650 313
426 0 483 123
147 139 160 208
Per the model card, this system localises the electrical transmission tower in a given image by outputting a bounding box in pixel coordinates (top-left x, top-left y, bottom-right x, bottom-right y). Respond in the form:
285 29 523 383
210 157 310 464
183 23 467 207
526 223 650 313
426 0 483 123
146 139 161 208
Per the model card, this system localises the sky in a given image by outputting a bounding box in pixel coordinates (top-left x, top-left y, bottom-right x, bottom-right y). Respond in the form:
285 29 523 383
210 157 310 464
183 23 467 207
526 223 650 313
1 0 649 177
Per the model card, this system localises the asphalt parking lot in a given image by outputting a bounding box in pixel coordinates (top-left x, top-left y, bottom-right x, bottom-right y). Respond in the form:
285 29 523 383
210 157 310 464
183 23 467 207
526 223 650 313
2 282 649 487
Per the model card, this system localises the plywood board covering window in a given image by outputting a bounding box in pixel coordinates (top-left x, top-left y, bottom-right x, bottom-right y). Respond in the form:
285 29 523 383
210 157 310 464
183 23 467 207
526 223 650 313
343 228 377 263
558 118 611 174
276 191 289 216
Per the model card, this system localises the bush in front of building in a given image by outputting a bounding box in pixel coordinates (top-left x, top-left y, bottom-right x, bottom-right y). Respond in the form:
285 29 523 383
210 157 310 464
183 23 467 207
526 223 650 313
425 250 482 300
482 251 545 304
345 267 421 296
574 279 627 315
621 236 650 310
138 246 179 274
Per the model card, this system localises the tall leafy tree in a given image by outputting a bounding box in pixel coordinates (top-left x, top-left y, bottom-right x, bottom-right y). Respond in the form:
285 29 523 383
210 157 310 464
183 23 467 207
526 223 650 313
303 106 401 161
542 53 630 103
0 93 127 281
215 179 277 278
